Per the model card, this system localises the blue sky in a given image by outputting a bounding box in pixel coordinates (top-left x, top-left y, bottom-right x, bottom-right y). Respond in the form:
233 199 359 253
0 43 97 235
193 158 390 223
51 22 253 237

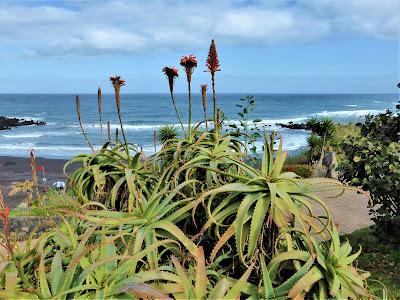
0 0 398 93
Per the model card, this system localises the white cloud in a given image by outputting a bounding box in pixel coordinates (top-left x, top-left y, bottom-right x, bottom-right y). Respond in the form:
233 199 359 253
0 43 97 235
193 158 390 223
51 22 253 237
304 0 400 39
0 0 397 56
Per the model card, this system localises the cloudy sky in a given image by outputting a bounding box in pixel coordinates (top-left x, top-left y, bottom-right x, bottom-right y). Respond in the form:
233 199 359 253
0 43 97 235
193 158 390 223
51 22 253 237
0 0 398 93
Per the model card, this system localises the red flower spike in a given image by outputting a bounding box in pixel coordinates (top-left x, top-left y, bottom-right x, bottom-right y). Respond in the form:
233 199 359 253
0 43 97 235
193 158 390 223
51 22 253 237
162 67 179 95
110 76 126 87
0 206 10 235
180 55 198 69
206 39 220 74
162 67 179 78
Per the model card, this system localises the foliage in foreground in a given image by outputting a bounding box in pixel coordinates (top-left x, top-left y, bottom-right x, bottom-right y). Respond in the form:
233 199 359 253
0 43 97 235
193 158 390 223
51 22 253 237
0 40 382 299
343 226 400 299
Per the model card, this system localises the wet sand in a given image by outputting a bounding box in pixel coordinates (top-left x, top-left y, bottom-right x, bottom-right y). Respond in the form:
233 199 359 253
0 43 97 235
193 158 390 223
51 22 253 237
0 156 70 208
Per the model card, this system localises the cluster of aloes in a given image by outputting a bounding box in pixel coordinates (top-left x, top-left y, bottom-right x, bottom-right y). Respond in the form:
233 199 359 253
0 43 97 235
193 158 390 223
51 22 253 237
0 39 382 299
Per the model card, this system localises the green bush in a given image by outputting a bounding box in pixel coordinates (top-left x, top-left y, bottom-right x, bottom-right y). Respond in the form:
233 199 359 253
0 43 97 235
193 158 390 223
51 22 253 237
338 104 400 220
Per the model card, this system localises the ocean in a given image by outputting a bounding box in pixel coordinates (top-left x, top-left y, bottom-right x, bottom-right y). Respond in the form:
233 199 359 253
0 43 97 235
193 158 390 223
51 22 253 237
0 93 398 158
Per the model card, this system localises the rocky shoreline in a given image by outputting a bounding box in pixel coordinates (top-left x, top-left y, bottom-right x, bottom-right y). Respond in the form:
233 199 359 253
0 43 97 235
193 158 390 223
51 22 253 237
0 116 45 130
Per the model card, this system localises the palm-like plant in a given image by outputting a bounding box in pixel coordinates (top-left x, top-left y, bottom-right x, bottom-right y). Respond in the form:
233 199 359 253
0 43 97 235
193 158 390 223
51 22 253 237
307 133 322 163
158 124 178 146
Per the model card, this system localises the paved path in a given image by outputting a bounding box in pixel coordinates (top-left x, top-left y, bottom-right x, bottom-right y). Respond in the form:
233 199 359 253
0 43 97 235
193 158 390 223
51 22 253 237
315 190 374 234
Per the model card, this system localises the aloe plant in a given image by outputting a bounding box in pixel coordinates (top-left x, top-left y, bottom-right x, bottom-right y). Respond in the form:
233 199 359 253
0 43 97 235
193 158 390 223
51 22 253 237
260 225 371 299
65 146 156 211
198 132 332 265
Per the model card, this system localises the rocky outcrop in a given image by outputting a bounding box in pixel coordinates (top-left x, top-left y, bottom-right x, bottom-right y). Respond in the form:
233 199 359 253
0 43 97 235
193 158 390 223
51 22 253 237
0 116 45 130
276 122 309 130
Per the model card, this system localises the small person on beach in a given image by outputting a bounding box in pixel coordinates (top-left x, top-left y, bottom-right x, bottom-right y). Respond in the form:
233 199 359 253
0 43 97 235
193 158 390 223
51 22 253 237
53 181 66 193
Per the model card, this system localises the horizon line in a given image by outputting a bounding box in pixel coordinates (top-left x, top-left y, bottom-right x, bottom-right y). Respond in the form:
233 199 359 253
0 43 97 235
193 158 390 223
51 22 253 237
0 92 398 95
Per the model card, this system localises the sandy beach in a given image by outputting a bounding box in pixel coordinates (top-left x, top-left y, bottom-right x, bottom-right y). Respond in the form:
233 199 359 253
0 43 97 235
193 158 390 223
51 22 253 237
0 156 69 208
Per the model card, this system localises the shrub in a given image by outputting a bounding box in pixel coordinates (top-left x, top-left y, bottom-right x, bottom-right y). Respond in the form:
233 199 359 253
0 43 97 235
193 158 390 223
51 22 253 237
284 164 313 178
227 95 262 156
285 150 309 165
307 133 323 163
338 103 400 220
373 215 400 246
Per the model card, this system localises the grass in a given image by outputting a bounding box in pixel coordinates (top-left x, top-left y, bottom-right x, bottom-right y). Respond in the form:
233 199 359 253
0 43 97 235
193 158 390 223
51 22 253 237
334 122 361 142
343 226 400 298
285 149 309 165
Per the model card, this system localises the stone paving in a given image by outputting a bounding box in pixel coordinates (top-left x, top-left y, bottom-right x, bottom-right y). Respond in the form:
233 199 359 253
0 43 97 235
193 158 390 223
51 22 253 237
315 190 374 234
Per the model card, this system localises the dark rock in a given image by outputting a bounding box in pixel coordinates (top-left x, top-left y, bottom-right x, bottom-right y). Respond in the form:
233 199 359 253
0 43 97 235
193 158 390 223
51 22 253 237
276 122 310 130
0 116 46 131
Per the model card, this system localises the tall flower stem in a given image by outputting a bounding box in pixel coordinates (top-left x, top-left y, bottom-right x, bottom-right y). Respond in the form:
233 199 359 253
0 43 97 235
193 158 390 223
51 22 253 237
107 121 111 144
201 84 208 131
116 104 128 146
153 128 157 153
98 87 103 145
170 91 186 136
211 73 217 133
163 66 186 137
29 149 39 203
76 95 95 153
187 75 192 139
180 55 197 141
110 76 130 160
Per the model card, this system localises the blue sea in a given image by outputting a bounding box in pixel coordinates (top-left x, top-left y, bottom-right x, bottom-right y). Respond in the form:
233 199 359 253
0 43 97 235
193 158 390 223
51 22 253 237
0 93 398 158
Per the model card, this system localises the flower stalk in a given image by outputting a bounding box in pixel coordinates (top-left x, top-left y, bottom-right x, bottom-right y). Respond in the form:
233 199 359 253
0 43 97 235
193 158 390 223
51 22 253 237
217 107 221 128
201 84 208 130
162 67 186 136
110 76 130 157
205 39 221 133
107 121 111 144
154 128 157 153
180 55 197 140
98 86 103 145
76 95 95 153
29 149 39 203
